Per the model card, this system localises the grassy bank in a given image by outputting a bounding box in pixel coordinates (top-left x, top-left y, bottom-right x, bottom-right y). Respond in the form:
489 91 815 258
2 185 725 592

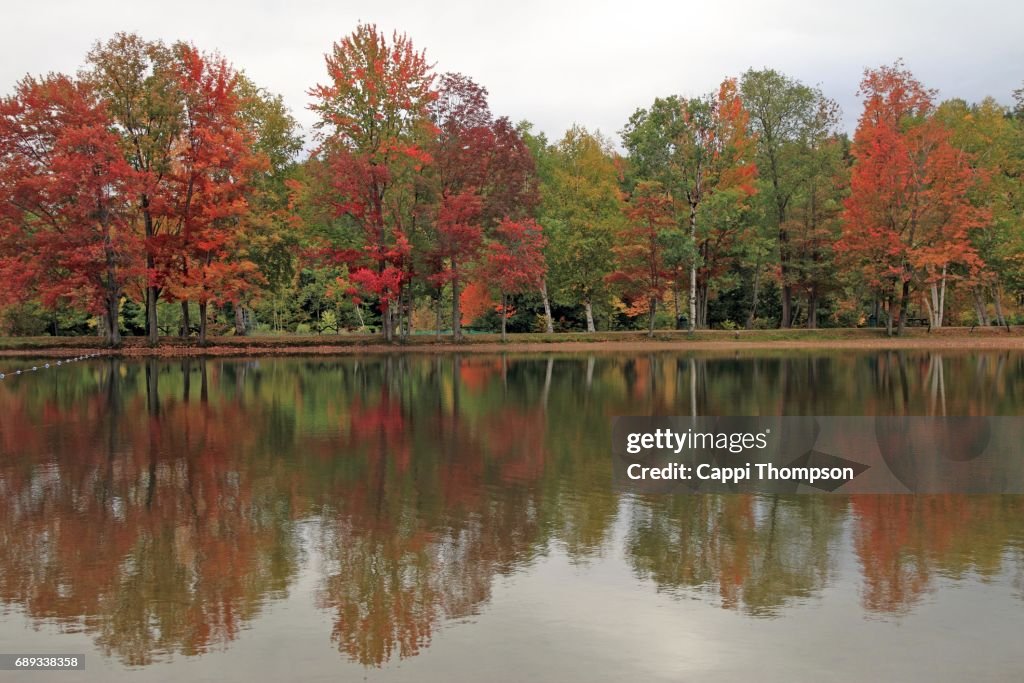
0 326 1022 358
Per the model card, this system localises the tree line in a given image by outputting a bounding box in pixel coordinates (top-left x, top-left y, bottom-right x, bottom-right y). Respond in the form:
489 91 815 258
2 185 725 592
1 24 1022 344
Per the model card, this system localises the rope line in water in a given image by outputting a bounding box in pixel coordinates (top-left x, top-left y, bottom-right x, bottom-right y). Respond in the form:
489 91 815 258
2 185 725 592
0 354 102 380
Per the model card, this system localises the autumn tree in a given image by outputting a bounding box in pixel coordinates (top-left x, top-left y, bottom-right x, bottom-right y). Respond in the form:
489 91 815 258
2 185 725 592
840 62 984 335
540 125 623 332
481 218 547 341
426 74 489 341
308 23 437 342
0 74 142 345
84 33 183 343
428 190 483 339
936 97 1024 327
424 73 539 340
234 74 304 335
741 69 843 327
159 44 267 345
623 79 757 331
606 182 675 336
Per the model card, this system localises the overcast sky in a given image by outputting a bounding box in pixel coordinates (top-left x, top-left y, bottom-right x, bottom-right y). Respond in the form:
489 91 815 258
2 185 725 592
3 0 1022 147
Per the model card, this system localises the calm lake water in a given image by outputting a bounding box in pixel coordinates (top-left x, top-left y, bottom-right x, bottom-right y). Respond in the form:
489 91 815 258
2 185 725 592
0 351 1022 681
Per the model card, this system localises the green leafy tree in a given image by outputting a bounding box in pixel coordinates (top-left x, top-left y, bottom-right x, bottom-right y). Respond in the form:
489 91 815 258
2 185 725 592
623 79 757 330
540 125 623 332
936 97 1024 326
741 68 843 327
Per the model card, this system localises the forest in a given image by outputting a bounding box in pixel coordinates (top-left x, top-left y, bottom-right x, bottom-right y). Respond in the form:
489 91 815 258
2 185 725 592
1 23 1022 344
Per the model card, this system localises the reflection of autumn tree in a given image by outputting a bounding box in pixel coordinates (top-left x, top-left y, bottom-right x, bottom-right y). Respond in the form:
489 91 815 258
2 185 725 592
654 351 1024 416
626 495 845 616
314 357 551 666
0 360 303 665
852 495 1024 615
317 515 511 666
3 352 1024 670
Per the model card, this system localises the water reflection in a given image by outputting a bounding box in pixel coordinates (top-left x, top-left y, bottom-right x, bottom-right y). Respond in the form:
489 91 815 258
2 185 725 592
627 496 846 616
0 352 1022 669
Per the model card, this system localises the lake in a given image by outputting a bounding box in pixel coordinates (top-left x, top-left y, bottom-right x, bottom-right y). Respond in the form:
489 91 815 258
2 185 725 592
0 351 1022 681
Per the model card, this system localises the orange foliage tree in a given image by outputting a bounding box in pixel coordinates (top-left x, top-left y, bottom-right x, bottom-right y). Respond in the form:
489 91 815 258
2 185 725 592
839 62 985 334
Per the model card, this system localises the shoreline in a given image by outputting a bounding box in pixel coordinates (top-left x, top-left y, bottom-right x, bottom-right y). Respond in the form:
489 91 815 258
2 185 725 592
1 327 1023 358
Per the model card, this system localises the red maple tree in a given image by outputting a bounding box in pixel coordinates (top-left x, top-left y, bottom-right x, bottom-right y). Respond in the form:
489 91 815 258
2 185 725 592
0 74 143 344
482 218 547 341
606 182 675 336
426 73 538 340
309 23 437 341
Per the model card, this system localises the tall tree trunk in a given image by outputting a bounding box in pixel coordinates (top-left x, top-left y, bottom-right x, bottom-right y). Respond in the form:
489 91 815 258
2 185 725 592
972 288 989 327
500 292 508 342
897 280 910 336
540 279 554 334
697 285 709 329
746 260 762 330
400 289 409 341
435 292 442 339
198 301 208 346
778 195 792 328
382 303 393 342
101 221 121 347
648 296 657 338
234 304 246 336
107 295 120 346
688 202 697 333
807 291 818 330
354 304 365 333
886 295 894 337
180 301 190 337
406 289 413 338
992 284 1008 330
672 285 680 329
146 284 158 343
452 270 462 342
584 299 596 333
143 199 159 345
938 268 947 328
